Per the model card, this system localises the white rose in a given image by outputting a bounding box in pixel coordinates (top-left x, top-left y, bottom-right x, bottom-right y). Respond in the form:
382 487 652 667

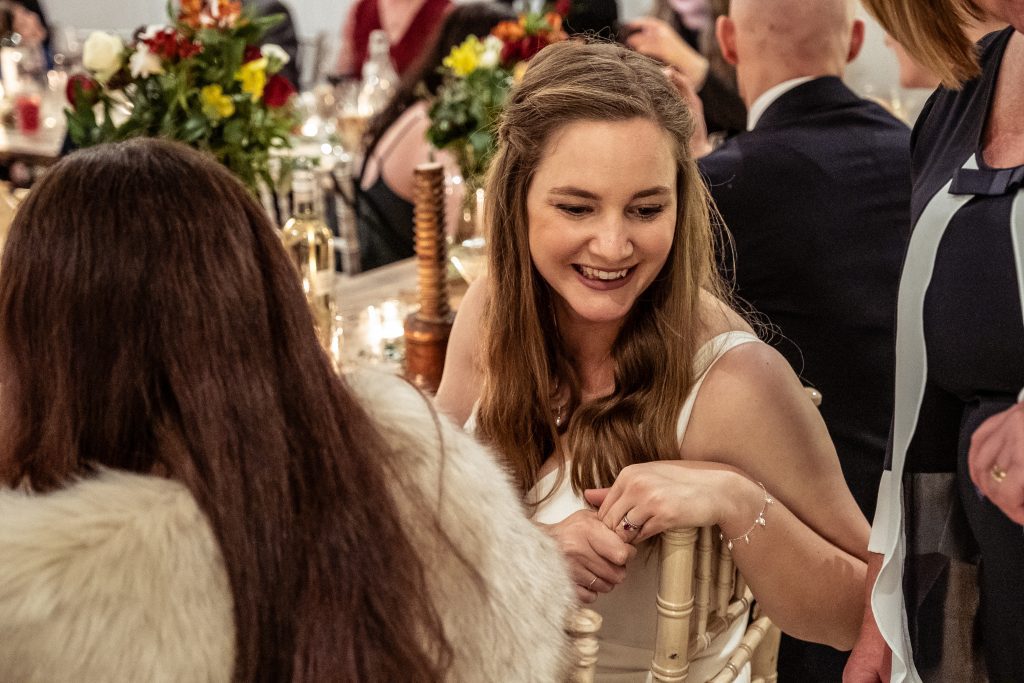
261 43 290 69
479 35 503 69
129 44 163 79
82 31 125 83
139 24 167 41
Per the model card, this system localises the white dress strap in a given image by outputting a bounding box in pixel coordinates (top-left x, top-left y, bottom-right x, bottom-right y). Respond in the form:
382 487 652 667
675 330 762 444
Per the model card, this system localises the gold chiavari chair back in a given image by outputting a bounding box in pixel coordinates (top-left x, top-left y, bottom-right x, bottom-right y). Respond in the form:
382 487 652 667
568 528 781 683
567 385 827 682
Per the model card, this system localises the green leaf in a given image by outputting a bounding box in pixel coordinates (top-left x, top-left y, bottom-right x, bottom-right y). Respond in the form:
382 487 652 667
222 118 244 145
180 115 209 143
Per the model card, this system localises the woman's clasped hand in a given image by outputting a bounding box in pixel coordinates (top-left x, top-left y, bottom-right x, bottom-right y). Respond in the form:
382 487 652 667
585 460 761 545
546 459 765 602
539 509 636 603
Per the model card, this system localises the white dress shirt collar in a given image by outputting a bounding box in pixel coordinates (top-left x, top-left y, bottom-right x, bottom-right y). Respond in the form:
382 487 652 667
746 76 815 131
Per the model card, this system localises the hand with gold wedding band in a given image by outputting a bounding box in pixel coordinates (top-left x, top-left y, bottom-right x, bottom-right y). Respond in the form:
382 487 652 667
969 401 1024 525
537 509 637 604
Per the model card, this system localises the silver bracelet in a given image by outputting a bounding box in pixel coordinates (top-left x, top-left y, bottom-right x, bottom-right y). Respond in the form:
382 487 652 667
719 481 774 550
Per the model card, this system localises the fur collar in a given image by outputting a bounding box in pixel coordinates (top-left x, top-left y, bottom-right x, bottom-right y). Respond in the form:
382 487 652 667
0 470 235 682
0 370 573 682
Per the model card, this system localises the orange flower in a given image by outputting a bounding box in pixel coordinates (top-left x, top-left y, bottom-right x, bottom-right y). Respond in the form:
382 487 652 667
178 0 204 27
491 19 525 42
216 1 243 27
543 12 563 33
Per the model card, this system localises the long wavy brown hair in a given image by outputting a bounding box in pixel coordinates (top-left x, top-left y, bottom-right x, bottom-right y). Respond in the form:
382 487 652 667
476 40 728 496
0 139 452 681
863 0 983 87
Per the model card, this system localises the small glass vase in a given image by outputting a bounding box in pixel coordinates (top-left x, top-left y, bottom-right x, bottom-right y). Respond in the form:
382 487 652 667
448 174 487 284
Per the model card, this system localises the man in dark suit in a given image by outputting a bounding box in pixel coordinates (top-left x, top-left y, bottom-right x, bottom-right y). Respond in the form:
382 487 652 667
698 0 911 679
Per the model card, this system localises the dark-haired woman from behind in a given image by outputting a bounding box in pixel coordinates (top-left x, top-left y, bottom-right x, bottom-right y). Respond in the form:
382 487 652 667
357 1 514 270
0 138 572 682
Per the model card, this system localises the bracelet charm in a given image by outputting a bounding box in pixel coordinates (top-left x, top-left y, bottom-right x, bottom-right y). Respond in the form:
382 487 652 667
719 481 774 550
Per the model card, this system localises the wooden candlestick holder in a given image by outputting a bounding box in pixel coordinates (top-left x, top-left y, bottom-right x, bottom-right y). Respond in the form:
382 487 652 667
404 162 455 393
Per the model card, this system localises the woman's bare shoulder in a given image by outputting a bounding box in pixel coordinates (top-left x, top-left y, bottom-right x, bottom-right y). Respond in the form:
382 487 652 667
696 288 754 344
434 276 490 425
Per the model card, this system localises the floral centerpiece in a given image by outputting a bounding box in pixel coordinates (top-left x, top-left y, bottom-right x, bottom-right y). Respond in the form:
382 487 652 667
426 4 568 185
65 0 298 190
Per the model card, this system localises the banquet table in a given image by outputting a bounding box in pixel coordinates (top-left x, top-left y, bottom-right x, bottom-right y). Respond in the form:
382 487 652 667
332 257 468 372
0 123 64 166
333 257 419 322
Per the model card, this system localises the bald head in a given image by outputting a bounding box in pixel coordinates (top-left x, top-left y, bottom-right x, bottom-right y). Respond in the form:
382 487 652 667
718 0 864 105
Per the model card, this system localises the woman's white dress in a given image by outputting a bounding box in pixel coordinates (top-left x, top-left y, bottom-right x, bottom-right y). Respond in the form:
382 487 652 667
471 330 761 682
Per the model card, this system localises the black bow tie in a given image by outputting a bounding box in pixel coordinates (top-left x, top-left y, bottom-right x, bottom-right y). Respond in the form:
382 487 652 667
950 164 1024 196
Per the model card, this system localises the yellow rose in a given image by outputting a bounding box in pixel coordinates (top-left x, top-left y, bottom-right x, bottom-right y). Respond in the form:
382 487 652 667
200 84 235 120
443 36 481 77
234 57 268 101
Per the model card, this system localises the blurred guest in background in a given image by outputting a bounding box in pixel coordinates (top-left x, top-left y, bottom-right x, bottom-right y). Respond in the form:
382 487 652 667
695 0 911 679
884 35 941 90
334 0 450 77
846 0 1024 681
0 139 573 681
626 0 746 138
357 2 514 270
3 0 48 53
884 15 1005 90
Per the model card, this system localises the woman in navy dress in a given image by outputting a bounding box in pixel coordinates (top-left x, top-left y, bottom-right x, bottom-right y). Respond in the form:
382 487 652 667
847 2 1024 682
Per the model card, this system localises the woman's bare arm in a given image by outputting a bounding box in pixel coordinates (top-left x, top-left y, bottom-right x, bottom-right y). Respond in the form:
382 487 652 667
682 342 870 648
434 277 488 426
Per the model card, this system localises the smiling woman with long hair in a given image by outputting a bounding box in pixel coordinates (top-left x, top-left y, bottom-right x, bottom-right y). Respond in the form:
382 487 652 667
0 138 572 682
436 40 870 681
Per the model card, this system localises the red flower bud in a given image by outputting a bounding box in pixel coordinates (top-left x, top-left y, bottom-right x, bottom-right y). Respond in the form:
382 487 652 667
263 74 296 108
555 0 571 18
176 38 202 59
65 74 100 106
243 45 263 63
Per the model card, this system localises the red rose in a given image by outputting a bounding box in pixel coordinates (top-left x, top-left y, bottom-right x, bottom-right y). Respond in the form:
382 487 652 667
263 74 296 107
144 29 178 60
555 0 571 17
176 38 202 59
243 45 262 62
65 74 99 106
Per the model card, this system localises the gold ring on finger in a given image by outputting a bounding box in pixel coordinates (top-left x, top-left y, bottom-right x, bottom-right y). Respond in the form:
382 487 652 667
991 464 1009 483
